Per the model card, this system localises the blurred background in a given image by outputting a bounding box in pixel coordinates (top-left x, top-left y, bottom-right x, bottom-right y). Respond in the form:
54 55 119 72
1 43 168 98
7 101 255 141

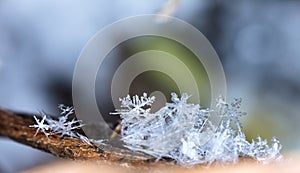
0 0 299 172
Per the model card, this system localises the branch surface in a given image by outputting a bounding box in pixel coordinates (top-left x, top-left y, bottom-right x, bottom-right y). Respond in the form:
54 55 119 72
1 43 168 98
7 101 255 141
0 109 163 168
1 109 300 173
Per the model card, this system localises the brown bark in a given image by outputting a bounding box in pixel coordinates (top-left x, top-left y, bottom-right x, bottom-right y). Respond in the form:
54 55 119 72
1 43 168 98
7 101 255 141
0 108 166 168
2 108 300 173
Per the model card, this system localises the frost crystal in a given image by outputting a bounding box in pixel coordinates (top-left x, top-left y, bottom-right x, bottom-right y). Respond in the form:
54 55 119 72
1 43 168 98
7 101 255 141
29 115 50 137
30 105 84 139
113 93 282 166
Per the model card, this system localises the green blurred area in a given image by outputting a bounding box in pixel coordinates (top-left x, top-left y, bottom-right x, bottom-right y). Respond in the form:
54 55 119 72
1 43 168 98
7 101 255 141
125 36 211 107
243 108 294 151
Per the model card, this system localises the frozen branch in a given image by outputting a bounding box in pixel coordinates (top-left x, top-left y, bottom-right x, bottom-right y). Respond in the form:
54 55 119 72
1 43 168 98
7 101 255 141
0 108 158 167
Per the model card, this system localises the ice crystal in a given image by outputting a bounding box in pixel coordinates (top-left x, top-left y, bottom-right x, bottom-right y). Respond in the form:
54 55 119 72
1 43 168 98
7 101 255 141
29 115 50 137
29 105 111 146
30 105 84 139
113 93 282 166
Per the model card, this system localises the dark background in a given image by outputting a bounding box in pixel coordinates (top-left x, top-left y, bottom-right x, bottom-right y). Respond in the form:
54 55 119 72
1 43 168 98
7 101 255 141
0 0 299 172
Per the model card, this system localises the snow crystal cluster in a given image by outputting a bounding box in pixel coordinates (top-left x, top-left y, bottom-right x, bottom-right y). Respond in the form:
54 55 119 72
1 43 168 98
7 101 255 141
113 93 282 165
29 105 90 143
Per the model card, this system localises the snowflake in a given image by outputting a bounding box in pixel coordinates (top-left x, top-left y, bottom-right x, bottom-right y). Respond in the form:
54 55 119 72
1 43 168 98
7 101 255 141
58 104 74 117
29 114 50 137
29 105 84 139
112 93 282 166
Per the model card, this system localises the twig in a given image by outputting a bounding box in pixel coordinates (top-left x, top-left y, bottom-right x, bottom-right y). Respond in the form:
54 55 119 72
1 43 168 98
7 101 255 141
0 108 164 167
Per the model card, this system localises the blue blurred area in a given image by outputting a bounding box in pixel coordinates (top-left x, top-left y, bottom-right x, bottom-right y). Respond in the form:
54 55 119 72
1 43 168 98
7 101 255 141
0 0 299 172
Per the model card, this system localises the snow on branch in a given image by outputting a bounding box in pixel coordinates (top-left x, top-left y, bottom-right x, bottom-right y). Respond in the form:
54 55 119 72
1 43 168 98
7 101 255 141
112 93 282 166
29 105 86 140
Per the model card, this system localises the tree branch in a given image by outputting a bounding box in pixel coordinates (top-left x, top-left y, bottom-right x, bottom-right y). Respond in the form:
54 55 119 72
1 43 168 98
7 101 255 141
2 108 300 173
0 108 162 167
